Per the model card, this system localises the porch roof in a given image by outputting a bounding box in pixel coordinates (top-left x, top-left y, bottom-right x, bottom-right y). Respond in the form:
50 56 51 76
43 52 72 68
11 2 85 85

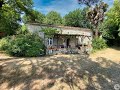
55 34 92 37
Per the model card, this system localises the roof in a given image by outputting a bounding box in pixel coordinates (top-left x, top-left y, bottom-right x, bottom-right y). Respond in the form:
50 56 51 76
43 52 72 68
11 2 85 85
27 23 92 32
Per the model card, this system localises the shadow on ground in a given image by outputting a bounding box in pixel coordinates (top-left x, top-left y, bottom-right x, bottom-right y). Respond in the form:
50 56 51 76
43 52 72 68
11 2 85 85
0 54 120 90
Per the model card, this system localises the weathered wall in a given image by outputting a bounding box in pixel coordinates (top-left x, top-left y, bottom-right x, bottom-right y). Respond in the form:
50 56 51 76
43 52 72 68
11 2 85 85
26 24 93 47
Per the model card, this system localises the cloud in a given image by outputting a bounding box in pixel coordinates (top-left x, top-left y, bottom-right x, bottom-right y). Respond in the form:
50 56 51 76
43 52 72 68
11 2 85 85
33 0 82 16
33 0 114 16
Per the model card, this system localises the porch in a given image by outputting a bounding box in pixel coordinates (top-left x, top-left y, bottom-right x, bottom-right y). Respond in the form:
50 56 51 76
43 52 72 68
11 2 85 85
46 34 92 55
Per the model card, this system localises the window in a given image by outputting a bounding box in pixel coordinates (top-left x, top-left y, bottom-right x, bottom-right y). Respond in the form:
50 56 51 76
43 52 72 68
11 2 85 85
48 38 53 46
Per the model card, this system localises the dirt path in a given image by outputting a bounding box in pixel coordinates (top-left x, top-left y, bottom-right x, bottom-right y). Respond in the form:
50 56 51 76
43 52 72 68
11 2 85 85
0 48 120 90
90 48 120 63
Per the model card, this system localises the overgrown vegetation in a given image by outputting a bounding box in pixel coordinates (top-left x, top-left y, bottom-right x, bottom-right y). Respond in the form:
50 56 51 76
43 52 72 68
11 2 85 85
0 33 46 57
99 0 120 46
41 27 59 38
0 36 11 51
0 0 34 36
92 38 107 51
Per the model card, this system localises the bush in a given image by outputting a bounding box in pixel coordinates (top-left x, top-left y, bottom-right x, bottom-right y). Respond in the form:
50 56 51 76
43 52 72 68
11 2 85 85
92 38 107 50
0 33 46 57
0 36 11 50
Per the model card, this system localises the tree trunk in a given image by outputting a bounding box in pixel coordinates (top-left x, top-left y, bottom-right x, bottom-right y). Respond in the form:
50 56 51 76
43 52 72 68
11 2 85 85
95 28 98 38
95 26 99 38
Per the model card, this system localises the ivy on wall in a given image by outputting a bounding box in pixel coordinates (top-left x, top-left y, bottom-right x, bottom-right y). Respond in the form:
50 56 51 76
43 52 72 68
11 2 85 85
41 27 59 38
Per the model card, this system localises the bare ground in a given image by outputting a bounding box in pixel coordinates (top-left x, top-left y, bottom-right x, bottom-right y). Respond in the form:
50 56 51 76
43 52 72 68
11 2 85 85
0 48 120 90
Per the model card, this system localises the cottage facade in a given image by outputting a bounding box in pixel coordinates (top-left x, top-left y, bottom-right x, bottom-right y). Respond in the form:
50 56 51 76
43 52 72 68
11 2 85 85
26 23 93 54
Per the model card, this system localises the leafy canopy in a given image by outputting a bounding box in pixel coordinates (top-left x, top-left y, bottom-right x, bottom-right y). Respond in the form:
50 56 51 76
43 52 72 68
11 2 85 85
64 8 91 28
45 11 62 25
0 0 34 36
99 0 120 46
41 27 59 38
0 2 21 35
23 10 45 24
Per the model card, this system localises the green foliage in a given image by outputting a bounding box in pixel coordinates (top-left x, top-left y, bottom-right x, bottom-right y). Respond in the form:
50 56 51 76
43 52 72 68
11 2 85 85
45 11 62 25
0 0 34 36
0 36 11 50
106 0 120 26
0 34 46 57
99 21 115 39
99 0 120 46
92 38 107 50
16 25 28 34
64 9 91 28
23 10 45 24
41 27 59 38
0 4 21 35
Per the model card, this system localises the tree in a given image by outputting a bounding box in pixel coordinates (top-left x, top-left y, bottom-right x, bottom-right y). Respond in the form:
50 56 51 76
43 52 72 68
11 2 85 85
0 3 21 35
106 0 120 27
45 11 62 25
1 0 33 16
64 9 91 28
78 0 100 7
23 10 45 24
99 0 120 46
0 0 35 36
87 1 108 37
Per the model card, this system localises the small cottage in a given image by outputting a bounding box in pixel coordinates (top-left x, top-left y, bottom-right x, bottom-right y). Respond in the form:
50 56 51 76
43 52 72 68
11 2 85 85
26 23 93 54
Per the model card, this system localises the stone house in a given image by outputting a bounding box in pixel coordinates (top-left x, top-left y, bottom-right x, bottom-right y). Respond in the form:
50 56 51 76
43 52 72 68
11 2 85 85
26 23 93 54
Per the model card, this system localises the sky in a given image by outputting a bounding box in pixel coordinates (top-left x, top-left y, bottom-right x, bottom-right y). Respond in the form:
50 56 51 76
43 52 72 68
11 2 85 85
33 0 114 16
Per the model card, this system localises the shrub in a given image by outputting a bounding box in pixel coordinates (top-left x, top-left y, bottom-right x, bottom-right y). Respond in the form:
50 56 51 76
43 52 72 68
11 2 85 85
0 36 11 50
0 33 46 57
92 38 107 50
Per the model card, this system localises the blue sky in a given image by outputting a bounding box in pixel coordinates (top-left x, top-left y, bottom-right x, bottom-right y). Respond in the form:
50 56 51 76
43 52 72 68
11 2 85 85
33 0 114 16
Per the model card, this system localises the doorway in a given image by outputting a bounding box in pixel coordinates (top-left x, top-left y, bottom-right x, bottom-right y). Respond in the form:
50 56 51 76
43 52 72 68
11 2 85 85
66 38 70 48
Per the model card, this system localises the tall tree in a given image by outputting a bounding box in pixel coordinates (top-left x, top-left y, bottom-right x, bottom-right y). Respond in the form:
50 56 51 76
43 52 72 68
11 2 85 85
45 11 62 25
0 0 35 36
23 10 45 24
87 1 108 37
64 9 91 28
99 0 120 46
0 1 21 35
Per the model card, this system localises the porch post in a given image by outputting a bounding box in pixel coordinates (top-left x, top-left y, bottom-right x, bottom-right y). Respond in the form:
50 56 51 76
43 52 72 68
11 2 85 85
57 35 59 48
